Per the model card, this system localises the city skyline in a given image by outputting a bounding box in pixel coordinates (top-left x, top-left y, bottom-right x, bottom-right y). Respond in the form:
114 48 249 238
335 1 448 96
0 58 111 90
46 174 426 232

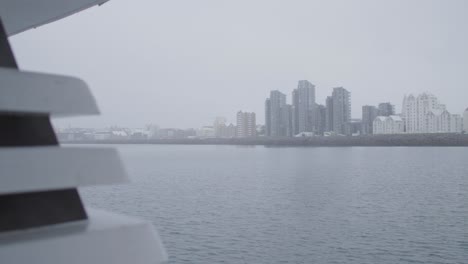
55 86 466 136
10 0 468 129
50 79 468 129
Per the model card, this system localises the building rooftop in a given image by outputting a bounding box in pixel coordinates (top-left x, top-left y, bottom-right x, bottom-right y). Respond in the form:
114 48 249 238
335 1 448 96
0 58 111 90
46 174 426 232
428 109 443 116
388 115 403 122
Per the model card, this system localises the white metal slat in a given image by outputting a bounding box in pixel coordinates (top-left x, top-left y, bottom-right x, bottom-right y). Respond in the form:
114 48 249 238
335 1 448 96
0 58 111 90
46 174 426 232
0 208 168 264
0 68 99 116
0 147 128 194
0 0 109 36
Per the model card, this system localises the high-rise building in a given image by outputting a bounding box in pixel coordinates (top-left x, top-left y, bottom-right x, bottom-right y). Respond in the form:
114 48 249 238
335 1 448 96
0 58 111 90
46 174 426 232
213 117 227 138
236 111 256 137
402 94 417 133
270 90 286 137
315 104 326 136
291 89 299 135
332 87 351 135
378 102 395 116
325 96 334 132
402 93 456 133
265 90 291 137
265 99 271 136
464 108 468 133
362 105 379 135
292 80 316 135
281 104 293 137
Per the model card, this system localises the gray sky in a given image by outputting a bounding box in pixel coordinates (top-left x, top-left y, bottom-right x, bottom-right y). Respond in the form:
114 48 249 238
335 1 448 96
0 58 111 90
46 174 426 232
10 0 468 128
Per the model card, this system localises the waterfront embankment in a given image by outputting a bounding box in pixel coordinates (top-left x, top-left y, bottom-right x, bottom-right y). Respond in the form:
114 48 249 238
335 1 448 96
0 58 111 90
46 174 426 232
63 133 468 146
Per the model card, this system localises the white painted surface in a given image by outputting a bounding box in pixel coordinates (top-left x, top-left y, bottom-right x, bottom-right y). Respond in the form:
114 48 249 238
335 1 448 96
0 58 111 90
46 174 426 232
0 208 168 264
0 68 99 116
0 147 128 194
0 0 109 36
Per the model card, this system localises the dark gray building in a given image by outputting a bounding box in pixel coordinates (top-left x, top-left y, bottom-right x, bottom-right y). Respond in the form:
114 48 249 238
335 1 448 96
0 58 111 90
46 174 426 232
362 105 379 135
281 104 293 137
265 99 271 136
315 104 327 136
265 90 289 137
292 80 316 135
332 87 351 135
325 96 334 132
378 102 395 116
291 89 299 135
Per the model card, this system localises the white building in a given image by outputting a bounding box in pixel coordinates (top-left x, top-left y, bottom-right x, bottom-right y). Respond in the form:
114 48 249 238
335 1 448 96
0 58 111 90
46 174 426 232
425 109 448 133
402 93 460 133
196 126 215 138
214 122 236 138
236 111 256 137
373 115 404 134
450 114 463 133
373 116 385 134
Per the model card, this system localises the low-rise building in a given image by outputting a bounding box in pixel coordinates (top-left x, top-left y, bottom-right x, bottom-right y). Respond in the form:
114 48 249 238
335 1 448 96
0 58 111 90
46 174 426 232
373 115 404 134
294 132 314 137
344 119 362 136
196 126 215 138
215 123 236 138
425 109 462 133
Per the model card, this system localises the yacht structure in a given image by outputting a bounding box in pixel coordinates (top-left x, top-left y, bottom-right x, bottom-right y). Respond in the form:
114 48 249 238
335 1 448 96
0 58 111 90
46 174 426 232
0 1 167 263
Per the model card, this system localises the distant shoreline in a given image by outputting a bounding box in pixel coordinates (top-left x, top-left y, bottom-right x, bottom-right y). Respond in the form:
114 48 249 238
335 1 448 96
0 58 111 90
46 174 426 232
62 133 468 147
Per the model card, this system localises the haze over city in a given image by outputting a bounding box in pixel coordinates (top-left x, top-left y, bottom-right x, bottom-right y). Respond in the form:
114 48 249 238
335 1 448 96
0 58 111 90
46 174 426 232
9 0 468 128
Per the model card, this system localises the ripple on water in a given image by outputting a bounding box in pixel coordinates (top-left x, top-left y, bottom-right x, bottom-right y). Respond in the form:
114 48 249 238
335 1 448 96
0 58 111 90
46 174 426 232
81 145 468 264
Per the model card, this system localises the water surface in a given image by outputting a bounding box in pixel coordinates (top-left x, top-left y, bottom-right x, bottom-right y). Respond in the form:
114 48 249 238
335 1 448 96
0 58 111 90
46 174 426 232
81 145 468 264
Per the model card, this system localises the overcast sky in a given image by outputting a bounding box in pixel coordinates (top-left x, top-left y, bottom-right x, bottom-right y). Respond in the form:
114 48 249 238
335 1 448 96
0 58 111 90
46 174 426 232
10 0 468 128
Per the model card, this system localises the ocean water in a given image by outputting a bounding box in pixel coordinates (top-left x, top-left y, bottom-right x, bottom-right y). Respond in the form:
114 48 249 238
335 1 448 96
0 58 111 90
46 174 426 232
80 145 468 264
